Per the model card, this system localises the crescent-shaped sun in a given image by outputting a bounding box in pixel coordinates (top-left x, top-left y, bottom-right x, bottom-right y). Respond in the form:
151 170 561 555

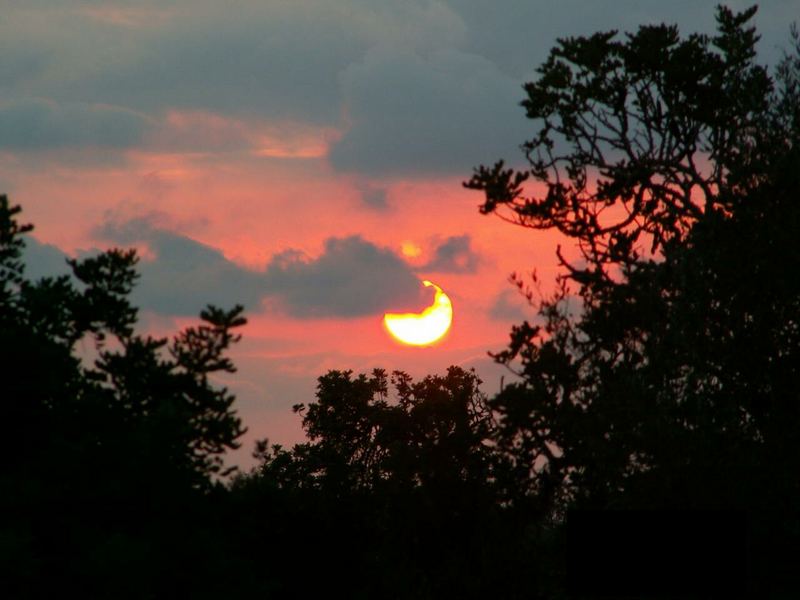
383 280 453 346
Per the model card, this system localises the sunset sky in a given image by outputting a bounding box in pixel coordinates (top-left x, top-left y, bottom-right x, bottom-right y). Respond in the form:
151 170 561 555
4 0 793 466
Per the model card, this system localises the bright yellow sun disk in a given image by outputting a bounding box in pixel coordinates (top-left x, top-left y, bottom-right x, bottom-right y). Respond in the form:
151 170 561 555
383 281 453 346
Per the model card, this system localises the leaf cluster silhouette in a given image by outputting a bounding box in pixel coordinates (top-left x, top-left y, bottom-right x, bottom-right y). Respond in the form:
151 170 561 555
3 5 800 598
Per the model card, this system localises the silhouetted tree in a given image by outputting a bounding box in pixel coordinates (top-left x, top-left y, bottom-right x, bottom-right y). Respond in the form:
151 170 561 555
466 5 800 594
237 366 550 598
260 367 496 492
0 196 247 597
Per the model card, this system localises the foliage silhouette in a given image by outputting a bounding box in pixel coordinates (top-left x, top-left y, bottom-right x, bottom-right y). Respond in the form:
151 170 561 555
239 367 545 598
1 195 247 597
259 367 496 492
466 5 772 275
467 4 800 595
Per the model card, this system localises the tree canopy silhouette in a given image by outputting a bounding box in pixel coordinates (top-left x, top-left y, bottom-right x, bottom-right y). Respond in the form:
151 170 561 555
467 5 774 274
1 195 248 596
240 367 537 598
257 367 496 493
466 5 800 594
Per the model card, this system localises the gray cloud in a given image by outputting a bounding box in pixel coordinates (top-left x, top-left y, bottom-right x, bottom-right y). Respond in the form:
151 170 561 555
68 7 364 124
0 1 467 158
0 45 49 92
7 2 414 126
95 217 265 315
22 236 73 280
0 99 150 150
264 236 425 318
356 183 389 210
1 1 793 166
446 0 794 78
22 228 252 319
92 217 425 318
489 288 530 323
329 1 795 178
419 235 480 274
329 47 528 176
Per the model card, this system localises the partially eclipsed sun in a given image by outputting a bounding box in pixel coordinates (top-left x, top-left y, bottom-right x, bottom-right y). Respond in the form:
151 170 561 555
383 280 453 346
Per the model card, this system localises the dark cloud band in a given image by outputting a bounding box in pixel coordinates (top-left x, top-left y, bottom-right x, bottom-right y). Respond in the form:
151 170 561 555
0 99 149 150
23 218 427 319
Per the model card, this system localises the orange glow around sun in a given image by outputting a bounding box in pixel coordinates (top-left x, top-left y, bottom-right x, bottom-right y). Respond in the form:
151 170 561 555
383 280 453 346
400 240 422 258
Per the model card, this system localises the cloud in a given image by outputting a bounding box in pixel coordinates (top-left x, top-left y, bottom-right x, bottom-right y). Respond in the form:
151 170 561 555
0 99 150 151
419 234 480 274
21 226 474 321
488 288 531 323
95 217 265 316
356 182 389 210
9 2 375 126
0 43 48 92
87 8 360 123
446 0 794 77
92 217 425 318
21 236 74 280
329 47 528 176
4 1 791 170
264 236 425 318
327 0 794 177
